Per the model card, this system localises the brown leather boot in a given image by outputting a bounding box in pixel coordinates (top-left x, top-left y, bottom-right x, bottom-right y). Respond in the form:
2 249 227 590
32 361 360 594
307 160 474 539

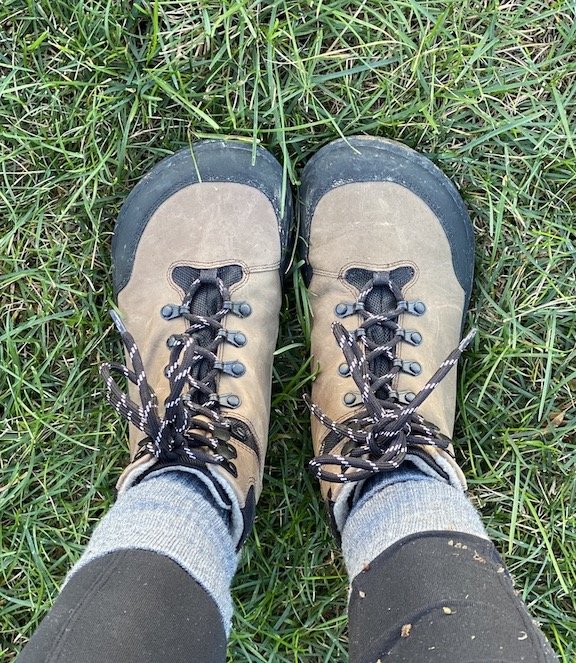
100 140 292 547
300 136 475 533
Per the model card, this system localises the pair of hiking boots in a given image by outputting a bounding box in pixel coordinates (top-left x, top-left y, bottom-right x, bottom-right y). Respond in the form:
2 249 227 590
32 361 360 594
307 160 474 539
101 137 475 547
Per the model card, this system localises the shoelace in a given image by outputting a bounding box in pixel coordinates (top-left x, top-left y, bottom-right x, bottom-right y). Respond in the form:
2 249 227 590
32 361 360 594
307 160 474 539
100 274 237 470
307 273 476 483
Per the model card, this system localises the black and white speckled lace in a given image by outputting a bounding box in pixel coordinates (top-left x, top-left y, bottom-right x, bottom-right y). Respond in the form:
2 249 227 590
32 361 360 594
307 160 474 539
100 271 242 472
307 270 476 483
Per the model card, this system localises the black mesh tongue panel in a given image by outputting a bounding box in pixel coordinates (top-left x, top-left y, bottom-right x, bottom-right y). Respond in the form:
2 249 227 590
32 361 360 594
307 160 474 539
344 266 414 386
172 265 243 294
344 266 413 292
171 265 243 396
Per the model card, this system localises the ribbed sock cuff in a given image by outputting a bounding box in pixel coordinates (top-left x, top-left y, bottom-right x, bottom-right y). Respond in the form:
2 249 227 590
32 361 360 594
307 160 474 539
66 472 238 632
341 467 489 582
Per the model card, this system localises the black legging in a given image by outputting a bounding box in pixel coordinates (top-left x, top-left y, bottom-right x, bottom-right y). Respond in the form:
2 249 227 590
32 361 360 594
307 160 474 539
16 533 558 663
348 532 558 663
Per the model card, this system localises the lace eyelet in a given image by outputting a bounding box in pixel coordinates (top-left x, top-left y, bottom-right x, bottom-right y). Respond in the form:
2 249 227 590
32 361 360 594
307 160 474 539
393 359 422 376
218 393 241 408
224 461 238 478
338 363 350 377
232 332 246 347
224 300 252 318
214 361 246 377
343 392 362 407
396 329 423 346
398 300 426 316
388 390 416 405
217 329 247 347
335 302 364 318
406 361 421 376
216 440 237 460
160 304 188 320
166 335 179 348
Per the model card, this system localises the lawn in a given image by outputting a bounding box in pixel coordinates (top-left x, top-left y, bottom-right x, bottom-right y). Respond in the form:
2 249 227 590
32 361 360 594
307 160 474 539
1 1 575 661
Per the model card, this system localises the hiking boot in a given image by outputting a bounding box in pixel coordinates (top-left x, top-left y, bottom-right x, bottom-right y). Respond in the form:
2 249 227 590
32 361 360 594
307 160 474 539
299 136 475 533
100 140 292 548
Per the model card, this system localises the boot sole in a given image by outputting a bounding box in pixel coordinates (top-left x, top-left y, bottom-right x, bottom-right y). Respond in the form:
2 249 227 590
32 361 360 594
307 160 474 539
113 140 293 295
299 136 475 311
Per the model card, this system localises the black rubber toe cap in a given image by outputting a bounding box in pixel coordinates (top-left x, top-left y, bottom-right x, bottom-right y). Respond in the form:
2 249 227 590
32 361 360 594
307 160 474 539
113 140 292 295
299 136 474 305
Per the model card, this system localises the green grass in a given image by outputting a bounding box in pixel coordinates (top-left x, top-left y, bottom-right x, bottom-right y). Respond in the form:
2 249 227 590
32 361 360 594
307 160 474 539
1 0 575 660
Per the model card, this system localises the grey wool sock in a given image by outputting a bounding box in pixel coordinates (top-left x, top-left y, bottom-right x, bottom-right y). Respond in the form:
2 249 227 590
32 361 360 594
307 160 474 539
66 471 239 633
341 466 489 582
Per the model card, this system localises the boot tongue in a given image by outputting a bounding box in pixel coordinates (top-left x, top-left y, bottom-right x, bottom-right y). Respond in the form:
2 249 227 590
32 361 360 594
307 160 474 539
344 266 414 397
188 269 223 348
171 264 243 388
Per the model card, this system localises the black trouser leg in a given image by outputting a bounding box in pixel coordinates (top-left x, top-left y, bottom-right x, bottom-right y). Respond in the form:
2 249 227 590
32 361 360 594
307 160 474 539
16 549 227 663
348 531 558 663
